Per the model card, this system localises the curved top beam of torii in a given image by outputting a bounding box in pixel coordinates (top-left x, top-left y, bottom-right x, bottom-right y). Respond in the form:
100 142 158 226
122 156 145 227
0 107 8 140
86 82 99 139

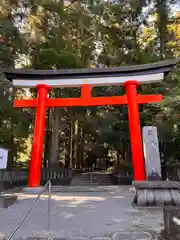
2 59 178 88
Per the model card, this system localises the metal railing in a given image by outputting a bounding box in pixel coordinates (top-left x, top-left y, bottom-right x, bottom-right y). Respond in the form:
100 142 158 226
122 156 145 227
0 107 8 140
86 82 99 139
6 180 52 240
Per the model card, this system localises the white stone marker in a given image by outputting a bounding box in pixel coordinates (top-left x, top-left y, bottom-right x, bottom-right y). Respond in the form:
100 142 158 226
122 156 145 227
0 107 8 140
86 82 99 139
142 126 161 180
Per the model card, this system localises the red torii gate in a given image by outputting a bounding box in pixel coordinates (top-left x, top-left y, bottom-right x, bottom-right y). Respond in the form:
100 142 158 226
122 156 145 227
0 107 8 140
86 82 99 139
15 81 162 186
3 59 176 189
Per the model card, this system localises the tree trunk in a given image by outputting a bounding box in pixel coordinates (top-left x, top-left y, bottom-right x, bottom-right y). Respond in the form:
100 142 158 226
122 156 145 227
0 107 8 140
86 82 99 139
49 89 62 170
79 126 84 167
8 87 15 169
44 108 52 168
74 119 80 169
49 107 61 169
68 109 73 168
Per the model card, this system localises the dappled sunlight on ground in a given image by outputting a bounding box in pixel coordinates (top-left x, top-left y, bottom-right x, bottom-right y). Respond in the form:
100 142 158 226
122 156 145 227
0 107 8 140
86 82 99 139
17 193 106 201
16 193 106 207
111 195 124 199
0 186 163 239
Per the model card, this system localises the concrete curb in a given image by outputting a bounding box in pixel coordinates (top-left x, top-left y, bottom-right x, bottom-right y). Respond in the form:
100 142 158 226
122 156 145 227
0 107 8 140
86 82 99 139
112 231 152 240
10 231 153 240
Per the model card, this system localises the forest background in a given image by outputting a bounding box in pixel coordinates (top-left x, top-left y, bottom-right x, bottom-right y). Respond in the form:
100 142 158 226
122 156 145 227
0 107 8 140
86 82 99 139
0 0 180 171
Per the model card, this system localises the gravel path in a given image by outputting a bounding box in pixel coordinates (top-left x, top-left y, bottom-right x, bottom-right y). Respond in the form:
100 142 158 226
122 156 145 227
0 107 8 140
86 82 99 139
0 186 163 239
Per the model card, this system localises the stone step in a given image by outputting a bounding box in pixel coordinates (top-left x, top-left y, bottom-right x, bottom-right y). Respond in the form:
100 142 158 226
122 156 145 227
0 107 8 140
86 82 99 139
70 173 114 186
73 180 113 183
70 183 114 186
74 181 113 184
74 174 113 178
91 178 113 181
77 176 112 180
68 180 112 183
72 177 113 181
70 182 114 186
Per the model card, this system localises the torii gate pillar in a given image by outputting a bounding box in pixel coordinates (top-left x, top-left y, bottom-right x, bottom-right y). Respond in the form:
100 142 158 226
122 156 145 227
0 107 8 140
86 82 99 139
125 81 145 180
29 84 50 187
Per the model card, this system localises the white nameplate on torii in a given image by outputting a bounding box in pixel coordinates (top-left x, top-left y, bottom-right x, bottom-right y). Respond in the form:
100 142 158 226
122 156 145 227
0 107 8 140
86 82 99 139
142 126 161 179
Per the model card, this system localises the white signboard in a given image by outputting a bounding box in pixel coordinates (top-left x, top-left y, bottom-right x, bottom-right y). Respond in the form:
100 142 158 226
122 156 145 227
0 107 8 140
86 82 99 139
0 148 8 169
142 126 161 179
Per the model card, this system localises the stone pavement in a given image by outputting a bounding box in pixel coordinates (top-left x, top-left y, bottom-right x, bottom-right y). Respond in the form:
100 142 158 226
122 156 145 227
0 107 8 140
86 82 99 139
0 186 163 239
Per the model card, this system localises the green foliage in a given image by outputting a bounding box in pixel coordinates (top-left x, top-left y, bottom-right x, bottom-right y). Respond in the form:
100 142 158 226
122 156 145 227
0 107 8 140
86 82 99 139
0 77 32 168
0 2 32 168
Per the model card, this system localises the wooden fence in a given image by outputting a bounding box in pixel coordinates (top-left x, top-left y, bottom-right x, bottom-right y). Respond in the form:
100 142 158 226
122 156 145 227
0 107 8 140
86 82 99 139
41 168 72 184
162 165 180 181
1 165 180 187
113 165 180 184
0 168 72 188
0 169 28 182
